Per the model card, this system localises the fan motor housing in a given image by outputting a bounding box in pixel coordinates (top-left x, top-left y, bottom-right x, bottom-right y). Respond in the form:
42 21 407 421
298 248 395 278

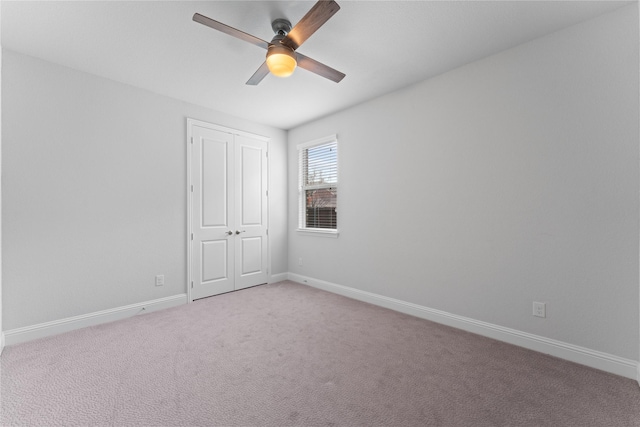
271 18 292 35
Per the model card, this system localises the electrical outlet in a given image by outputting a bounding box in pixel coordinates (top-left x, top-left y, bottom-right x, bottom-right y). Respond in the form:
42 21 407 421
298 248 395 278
155 275 164 287
533 302 546 318
298 257 303 266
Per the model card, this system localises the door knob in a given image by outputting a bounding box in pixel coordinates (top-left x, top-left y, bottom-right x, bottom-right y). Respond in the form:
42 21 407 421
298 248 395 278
225 230 233 236
235 230 245 235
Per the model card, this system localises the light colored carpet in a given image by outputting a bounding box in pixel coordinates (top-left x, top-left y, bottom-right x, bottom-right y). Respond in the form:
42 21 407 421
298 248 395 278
1 281 639 426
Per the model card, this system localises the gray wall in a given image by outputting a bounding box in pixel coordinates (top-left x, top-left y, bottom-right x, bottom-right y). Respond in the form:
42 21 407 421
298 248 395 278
288 5 639 361
0 10 3 348
2 50 288 330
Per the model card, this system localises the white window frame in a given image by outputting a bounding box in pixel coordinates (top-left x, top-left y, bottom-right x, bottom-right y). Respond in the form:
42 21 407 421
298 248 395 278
297 134 339 237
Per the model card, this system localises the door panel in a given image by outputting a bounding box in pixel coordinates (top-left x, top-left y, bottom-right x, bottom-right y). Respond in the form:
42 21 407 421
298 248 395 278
202 139 228 227
192 126 235 299
202 240 228 282
241 237 262 274
234 135 268 290
240 146 262 225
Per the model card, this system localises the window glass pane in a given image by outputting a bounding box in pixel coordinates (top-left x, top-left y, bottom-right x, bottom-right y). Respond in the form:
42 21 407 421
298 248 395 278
305 188 337 229
304 142 337 186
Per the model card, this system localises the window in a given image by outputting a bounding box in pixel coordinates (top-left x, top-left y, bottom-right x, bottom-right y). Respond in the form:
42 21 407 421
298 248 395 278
298 135 338 233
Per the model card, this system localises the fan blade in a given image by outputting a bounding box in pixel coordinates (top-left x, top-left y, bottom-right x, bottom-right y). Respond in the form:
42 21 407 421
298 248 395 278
281 0 340 51
246 62 270 85
193 13 270 50
296 53 345 83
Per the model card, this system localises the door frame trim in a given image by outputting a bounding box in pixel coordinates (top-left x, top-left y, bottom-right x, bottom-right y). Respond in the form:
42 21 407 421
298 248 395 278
186 118 270 302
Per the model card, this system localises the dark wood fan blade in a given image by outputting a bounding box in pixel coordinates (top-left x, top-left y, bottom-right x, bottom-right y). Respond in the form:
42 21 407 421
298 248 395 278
193 13 270 50
281 0 340 51
296 53 345 83
246 62 270 85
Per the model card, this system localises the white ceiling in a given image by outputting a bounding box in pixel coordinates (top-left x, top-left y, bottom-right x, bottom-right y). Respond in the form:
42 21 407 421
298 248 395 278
1 1 633 130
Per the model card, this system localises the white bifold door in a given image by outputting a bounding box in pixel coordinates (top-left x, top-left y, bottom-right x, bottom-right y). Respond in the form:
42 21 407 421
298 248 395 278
189 121 268 300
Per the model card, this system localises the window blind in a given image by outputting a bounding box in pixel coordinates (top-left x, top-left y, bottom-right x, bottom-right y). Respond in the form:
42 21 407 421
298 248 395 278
298 137 338 230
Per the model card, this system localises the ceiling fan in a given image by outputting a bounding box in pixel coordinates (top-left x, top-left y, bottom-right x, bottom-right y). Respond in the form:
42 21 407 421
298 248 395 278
193 0 345 85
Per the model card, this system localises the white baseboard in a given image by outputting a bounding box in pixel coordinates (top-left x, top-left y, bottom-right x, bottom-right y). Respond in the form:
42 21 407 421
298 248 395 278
288 273 639 381
270 272 289 283
4 294 188 346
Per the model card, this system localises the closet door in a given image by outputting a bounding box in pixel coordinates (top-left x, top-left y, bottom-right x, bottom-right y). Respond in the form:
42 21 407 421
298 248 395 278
234 135 268 290
189 121 269 300
191 126 235 300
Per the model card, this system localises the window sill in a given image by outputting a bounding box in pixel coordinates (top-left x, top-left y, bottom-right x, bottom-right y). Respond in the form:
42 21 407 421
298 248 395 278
296 229 340 238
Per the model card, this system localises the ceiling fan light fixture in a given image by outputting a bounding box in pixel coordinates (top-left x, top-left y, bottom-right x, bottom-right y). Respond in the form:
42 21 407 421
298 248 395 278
193 1 345 85
266 44 297 77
